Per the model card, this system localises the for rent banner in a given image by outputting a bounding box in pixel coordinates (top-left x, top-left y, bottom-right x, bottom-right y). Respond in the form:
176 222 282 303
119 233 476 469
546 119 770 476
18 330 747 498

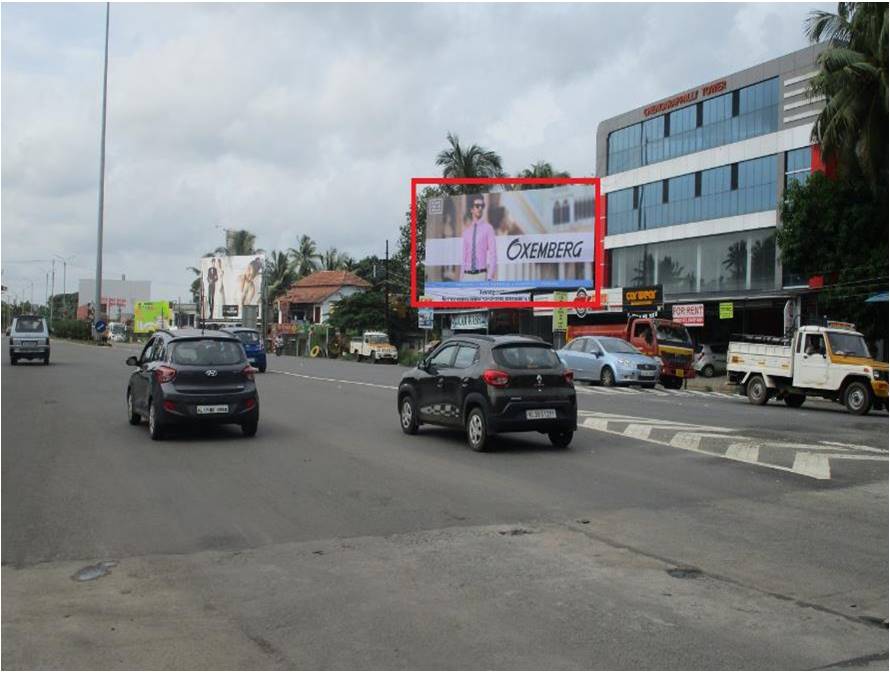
423 186 596 302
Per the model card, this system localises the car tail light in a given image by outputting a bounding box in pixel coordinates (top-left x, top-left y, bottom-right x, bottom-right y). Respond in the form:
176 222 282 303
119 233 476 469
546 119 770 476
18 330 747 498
245 398 256 410
482 369 510 388
163 400 176 412
563 370 574 384
155 366 177 383
242 366 257 381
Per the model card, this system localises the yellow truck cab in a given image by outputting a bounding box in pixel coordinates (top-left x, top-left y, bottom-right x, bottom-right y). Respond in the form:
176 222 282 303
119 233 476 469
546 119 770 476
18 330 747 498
727 323 888 415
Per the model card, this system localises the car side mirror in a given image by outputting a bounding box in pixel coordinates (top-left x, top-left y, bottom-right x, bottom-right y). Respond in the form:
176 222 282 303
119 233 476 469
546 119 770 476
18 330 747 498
126 355 139 366
594 351 603 358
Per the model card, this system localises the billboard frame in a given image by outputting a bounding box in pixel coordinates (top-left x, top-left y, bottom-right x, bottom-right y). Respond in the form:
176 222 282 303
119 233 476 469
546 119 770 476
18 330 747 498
410 177 603 310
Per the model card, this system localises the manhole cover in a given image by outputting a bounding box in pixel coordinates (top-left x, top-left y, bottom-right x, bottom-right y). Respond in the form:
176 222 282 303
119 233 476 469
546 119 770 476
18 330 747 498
667 566 702 579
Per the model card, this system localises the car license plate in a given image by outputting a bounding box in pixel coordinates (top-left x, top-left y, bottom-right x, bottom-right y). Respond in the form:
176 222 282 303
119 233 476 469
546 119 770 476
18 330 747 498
675 369 684 377
526 409 556 420
23 340 37 346
197 404 229 415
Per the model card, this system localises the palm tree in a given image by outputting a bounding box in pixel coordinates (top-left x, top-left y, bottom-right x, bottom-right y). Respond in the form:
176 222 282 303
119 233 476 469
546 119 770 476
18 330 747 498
289 234 321 279
265 250 296 299
806 3 888 192
512 161 571 191
215 229 260 256
321 247 351 271
435 132 504 194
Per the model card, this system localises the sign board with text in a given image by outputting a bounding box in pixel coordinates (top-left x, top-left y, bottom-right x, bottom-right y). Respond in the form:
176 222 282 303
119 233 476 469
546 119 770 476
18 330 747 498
719 302 734 319
418 308 434 330
552 292 568 331
623 285 662 312
672 303 704 327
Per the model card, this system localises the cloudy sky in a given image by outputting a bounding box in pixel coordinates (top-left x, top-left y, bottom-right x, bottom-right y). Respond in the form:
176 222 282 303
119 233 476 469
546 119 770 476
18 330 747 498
1 2 830 303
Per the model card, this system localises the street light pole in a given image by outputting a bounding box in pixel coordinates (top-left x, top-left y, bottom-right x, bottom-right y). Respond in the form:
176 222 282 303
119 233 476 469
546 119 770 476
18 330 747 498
93 2 110 340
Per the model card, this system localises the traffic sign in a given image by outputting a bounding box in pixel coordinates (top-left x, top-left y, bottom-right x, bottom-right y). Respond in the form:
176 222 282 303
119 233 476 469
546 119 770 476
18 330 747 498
95 320 107 334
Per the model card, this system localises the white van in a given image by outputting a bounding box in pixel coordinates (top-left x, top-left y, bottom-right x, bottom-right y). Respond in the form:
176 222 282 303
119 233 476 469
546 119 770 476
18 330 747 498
9 315 50 365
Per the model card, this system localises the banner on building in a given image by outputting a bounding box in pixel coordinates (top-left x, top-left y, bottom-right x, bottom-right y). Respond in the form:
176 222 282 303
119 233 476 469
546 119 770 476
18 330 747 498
451 311 489 331
672 303 704 326
423 186 596 303
200 255 265 321
623 285 662 312
134 301 173 334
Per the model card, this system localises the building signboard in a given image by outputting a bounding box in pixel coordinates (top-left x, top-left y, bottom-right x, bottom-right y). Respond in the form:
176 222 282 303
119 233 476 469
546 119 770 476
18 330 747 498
622 285 662 312
423 185 597 303
418 308 434 330
672 303 704 327
200 255 265 321
451 311 488 331
719 302 734 319
134 301 173 334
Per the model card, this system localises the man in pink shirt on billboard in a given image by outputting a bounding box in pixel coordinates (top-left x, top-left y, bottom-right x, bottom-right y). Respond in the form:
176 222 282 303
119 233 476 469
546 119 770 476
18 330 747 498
461 196 497 281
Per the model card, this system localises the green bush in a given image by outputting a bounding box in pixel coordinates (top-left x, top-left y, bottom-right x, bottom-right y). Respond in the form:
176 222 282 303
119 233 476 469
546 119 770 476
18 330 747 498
399 346 423 367
52 319 91 340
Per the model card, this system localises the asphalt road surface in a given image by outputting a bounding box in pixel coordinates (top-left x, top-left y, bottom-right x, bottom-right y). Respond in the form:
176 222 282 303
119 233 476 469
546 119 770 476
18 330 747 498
3 340 888 669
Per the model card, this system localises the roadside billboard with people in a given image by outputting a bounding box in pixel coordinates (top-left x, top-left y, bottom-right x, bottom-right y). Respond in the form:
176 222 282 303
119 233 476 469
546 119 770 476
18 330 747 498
422 185 596 303
200 255 265 321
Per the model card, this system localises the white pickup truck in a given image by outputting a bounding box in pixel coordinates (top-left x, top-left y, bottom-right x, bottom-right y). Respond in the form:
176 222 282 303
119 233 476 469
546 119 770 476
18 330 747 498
349 331 398 364
727 324 888 415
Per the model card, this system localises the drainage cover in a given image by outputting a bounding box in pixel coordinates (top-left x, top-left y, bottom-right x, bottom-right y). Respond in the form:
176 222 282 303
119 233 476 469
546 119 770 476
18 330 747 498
667 566 702 579
72 561 117 582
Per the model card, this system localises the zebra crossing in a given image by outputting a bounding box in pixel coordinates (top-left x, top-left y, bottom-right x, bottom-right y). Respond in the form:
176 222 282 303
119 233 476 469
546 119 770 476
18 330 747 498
577 410 888 480
574 384 738 400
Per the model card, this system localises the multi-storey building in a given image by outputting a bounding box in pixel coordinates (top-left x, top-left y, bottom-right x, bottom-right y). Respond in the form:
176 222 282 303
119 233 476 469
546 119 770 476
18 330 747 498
595 43 828 341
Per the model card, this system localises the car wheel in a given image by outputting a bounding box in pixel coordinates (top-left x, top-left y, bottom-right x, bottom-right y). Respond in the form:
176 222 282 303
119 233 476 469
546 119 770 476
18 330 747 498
399 395 419 435
242 421 258 437
370 350 376 364
746 375 769 406
126 389 141 425
702 364 715 378
662 377 683 390
784 394 806 408
43 356 50 365
466 407 489 452
258 365 266 373
148 398 165 440
844 380 872 416
548 430 573 448
600 366 615 387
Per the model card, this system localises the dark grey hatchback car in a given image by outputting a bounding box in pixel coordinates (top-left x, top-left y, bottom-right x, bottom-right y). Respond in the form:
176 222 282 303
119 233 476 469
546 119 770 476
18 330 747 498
126 329 259 440
397 335 577 451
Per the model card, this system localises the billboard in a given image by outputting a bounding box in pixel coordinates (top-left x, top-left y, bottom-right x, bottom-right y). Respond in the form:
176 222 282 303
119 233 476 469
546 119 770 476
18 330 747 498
134 301 173 334
200 255 265 321
413 178 602 309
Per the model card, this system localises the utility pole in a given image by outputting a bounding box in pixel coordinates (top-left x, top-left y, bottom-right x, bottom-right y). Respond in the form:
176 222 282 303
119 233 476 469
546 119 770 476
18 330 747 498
45 272 49 316
93 2 110 340
50 259 56 328
384 239 389 335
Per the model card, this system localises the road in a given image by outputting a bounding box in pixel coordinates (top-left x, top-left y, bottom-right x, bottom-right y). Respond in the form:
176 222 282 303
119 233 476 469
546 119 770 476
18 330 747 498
3 339 888 669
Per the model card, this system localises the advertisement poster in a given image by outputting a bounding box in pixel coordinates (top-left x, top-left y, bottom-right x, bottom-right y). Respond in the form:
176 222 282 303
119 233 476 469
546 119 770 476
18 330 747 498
134 301 173 334
672 303 704 326
200 255 265 321
423 186 595 302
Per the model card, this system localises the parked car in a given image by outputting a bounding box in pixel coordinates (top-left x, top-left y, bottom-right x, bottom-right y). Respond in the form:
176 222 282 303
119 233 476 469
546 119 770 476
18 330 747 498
221 327 267 372
694 343 727 377
558 336 659 387
9 315 50 365
397 335 577 452
125 328 259 440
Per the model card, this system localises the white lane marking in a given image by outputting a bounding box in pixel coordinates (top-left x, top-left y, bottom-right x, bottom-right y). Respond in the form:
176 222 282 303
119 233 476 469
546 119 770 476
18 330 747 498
270 369 397 391
622 424 652 440
791 453 832 480
726 443 760 463
670 432 702 451
579 411 736 433
819 440 887 455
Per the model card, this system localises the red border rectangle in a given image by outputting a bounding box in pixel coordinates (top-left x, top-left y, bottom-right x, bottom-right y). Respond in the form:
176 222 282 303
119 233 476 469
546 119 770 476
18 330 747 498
411 177 604 310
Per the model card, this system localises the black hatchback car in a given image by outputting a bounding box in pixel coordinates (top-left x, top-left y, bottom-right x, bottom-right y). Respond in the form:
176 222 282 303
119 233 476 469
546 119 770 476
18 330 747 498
125 329 259 440
397 335 577 451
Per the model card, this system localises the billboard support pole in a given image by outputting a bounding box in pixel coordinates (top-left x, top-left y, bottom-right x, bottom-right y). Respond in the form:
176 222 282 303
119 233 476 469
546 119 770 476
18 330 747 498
384 239 389 335
93 2 110 342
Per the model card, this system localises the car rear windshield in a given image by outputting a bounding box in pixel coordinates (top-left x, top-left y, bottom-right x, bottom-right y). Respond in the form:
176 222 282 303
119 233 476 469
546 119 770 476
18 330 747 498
493 344 560 370
14 318 44 333
170 339 245 366
233 331 260 345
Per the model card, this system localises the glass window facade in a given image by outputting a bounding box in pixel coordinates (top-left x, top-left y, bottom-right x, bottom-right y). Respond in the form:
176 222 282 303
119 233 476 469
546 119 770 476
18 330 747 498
606 78 779 174
606 155 778 235
610 229 777 295
784 147 811 187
